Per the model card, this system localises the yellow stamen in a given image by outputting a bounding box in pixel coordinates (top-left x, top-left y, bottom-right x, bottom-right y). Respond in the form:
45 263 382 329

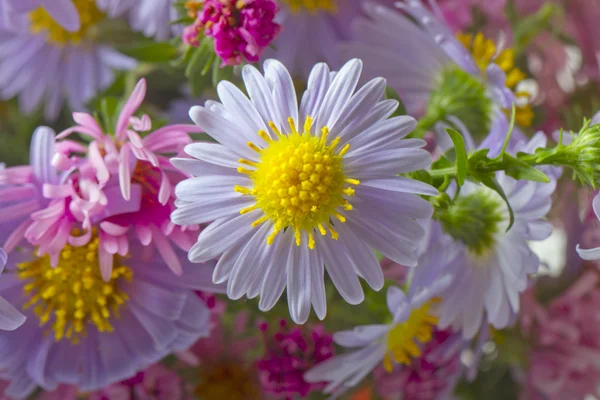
240 205 258 214
338 143 350 157
258 130 272 143
247 142 262 153
17 234 131 343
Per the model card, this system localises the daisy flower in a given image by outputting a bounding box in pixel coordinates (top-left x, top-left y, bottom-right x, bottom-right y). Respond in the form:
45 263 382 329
303 282 449 396
0 0 136 120
0 239 219 399
265 0 362 78
0 248 26 331
411 133 558 338
1 0 79 31
343 0 534 137
171 58 436 324
55 78 203 276
577 193 600 261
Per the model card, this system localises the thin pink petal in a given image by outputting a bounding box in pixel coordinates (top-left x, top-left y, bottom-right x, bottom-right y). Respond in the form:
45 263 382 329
100 221 129 236
176 351 200 366
88 141 110 183
0 166 33 185
0 185 36 202
98 246 114 282
158 170 171 205
168 229 194 251
55 140 88 154
51 153 76 171
119 144 132 201
116 79 147 141
142 125 199 150
131 114 152 131
0 200 39 223
117 235 129 257
136 225 152 246
72 112 104 138
42 183 73 199
151 226 182 276
68 229 92 247
127 130 145 148
56 125 103 141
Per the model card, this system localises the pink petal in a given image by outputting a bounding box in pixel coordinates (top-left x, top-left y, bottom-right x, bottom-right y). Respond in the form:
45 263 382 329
0 166 33 185
0 200 39 223
68 229 92 247
136 225 152 246
116 79 147 141
168 229 194 251
119 144 132 201
56 125 103 141
51 152 76 171
175 351 200 366
88 141 110 184
42 183 73 199
99 221 129 236
158 170 171 205
151 226 182 276
131 114 152 131
143 125 197 151
72 112 104 138
127 129 144 149
117 235 129 257
98 246 114 282
55 140 88 154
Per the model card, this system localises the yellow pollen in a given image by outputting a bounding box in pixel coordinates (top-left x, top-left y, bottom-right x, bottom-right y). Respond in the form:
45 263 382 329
29 0 104 46
17 236 132 343
281 0 337 14
457 32 533 127
383 299 439 373
237 116 357 248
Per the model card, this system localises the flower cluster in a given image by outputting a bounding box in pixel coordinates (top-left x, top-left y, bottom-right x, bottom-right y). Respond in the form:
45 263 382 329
0 0 600 399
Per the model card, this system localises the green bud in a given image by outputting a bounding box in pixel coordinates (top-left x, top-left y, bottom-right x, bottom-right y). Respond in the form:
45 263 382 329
416 67 493 139
438 188 506 255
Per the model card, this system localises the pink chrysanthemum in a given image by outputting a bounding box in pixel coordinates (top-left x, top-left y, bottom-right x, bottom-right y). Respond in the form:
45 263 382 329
520 270 600 400
54 78 203 276
257 320 335 398
183 0 281 66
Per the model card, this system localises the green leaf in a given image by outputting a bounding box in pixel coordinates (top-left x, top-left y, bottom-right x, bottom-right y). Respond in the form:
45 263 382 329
120 42 178 63
479 175 515 231
503 153 550 183
185 38 216 96
408 169 433 186
446 128 468 185
384 85 407 117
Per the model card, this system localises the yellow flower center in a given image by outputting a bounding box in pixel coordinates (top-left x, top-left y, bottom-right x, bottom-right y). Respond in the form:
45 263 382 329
456 32 534 127
383 299 439 372
281 0 337 14
236 117 358 249
195 361 261 400
17 236 132 343
29 0 104 46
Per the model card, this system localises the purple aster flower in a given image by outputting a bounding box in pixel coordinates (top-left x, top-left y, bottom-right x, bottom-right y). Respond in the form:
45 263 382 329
411 132 558 339
343 0 534 137
264 0 362 78
1 0 79 31
97 0 178 41
170 58 436 324
0 0 136 121
0 248 26 331
257 320 335 398
303 281 449 396
0 239 219 399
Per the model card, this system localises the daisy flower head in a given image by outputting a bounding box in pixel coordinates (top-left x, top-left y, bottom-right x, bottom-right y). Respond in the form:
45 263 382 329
411 132 558 339
303 281 449 396
0 237 219 399
171 58 436 324
265 0 362 78
55 78 203 276
0 0 136 121
344 0 534 139
1 0 80 31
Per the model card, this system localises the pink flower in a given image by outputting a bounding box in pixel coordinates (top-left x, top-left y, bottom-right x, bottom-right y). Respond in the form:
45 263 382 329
54 79 202 276
185 0 281 66
188 311 263 399
520 270 600 399
257 320 335 398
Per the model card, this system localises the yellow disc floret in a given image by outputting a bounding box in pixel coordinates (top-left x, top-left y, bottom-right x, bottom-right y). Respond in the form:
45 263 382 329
29 0 104 46
17 235 132 343
281 0 337 14
236 116 358 249
383 299 440 372
457 32 534 127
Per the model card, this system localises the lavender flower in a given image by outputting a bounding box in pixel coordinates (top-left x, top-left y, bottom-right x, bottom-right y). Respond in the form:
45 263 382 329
171 58 436 324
